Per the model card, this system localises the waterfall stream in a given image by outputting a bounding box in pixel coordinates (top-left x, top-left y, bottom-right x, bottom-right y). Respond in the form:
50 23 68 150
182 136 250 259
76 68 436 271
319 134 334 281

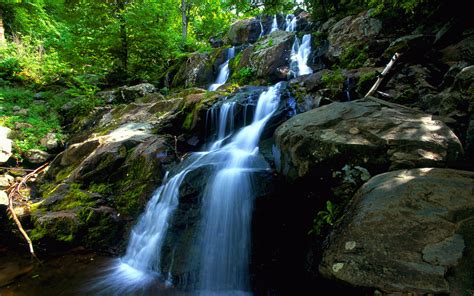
94 83 283 295
209 47 235 91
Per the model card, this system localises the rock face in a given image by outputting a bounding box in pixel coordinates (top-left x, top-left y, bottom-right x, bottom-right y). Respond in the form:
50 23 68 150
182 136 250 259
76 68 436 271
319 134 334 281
172 52 214 88
0 127 12 164
249 31 295 82
227 18 262 45
320 168 474 294
326 11 382 62
274 100 463 181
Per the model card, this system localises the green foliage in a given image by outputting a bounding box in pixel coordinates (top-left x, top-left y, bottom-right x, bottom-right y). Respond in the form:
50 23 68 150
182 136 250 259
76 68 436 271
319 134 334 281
322 69 344 90
232 67 254 85
339 43 369 69
309 200 341 235
356 71 377 93
0 87 63 159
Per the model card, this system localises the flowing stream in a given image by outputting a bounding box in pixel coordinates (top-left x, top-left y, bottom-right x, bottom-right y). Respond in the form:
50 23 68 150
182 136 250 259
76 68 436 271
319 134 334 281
209 47 235 91
93 83 284 295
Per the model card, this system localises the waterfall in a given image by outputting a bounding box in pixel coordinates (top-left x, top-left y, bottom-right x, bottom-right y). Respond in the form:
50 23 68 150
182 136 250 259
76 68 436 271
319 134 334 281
258 16 265 38
285 14 297 32
209 47 236 91
197 83 283 295
91 84 283 295
270 15 278 33
289 34 313 78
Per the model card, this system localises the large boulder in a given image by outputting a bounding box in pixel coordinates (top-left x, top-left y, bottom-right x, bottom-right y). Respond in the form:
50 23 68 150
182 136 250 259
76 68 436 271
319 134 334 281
274 99 463 181
248 31 295 82
227 18 262 45
441 34 474 66
326 11 382 63
0 126 12 164
172 52 214 88
320 168 474 295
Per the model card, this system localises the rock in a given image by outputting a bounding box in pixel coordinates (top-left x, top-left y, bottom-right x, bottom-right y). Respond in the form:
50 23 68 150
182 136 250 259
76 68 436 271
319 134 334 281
23 149 52 164
249 31 295 82
30 211 80 243
0 126 12 164
274 100 463 181
12 106 21 112
0 190 8 206
227 17 262 45
172 52 214 88
117 83 156 103
441 34 474 65
382 34 435 59
320 168 474 294
0 174 13 188
209 37 224 48
40 133 60 151
14 108 28 116
325 11 382 62
14 122 33 129
95 90 117 104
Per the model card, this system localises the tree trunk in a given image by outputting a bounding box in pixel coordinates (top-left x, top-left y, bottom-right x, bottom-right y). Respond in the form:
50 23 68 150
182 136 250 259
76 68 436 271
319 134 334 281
0 9 6 45
117 0 128 72
181 0 188 41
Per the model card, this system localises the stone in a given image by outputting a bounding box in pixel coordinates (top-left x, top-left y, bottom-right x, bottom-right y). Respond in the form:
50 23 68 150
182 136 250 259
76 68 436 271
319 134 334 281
0 174 13 188
172 52 214 88
326 11 382 62
0 190 8 206
320 168 474 294
40 133 60 151
95 90 118 104
14 122 33 129
274 100 463 181
23 149 52 164
441 34 474 65
227 17 262 45
382 34 435 59
249 31 295 82
0 126 12 164
114 83 156 103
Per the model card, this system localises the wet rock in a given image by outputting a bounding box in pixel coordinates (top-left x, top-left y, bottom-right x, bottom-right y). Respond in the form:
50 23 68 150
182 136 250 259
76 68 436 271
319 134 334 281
95 90 117 104
24 149 53 164
0 127 12 164
382 34 435 59
274 100 463 181
209 37 224 48
30 211 80 244
320 168 474 294
118 83 156 103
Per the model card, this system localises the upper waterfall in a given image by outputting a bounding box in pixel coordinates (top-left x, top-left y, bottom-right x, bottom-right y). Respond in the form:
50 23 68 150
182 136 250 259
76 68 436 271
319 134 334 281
209 47 236 91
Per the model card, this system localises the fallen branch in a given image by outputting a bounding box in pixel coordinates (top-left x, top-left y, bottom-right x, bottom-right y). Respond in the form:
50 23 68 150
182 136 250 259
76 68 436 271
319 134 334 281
6 163 48 262
365 52 401 98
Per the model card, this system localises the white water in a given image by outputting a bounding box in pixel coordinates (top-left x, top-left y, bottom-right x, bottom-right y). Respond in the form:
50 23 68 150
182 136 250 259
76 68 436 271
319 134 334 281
289 34 313 78
258 16 265 38
270 15 279 33
209 47 236 91
198 83 283 295
285 14 297 32
92 83 283 295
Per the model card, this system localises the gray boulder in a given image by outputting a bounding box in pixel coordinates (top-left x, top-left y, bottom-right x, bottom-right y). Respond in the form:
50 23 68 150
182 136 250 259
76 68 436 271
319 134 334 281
320 168 474 295
0 127 12 164
274 100 463 181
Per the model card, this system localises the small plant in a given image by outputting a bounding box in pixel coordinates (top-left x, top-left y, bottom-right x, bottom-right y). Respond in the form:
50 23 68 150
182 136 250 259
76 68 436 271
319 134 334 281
339 43 369 69
231 67 254 85
321 69 344 91
356 71 377 94
309 200 341 235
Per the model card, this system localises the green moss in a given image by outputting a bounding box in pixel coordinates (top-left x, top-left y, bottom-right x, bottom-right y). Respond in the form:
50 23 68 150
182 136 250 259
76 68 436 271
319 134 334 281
339 43 369 69
77 207 121 248
89 183 112 195
54 165 75 183
322 69 344 90
30 213 79 243
52 183 95 211
356 71 377 94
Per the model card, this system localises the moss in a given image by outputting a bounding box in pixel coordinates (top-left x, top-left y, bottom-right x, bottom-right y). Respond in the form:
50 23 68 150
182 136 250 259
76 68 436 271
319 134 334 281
30 213 79 243
52 183 95 211
356 71 377 94
89 183 112 195
322 70 344 91
77 207 121 248
339 43 369 69
54 165 75 183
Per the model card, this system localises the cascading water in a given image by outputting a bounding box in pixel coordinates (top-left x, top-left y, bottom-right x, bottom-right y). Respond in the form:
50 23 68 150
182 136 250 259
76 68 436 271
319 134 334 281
289 34 313 78
209 47 236 91
91 83 283 295
258 16 265 38
270 15 279 33
285 14 297 32
197 83 283 295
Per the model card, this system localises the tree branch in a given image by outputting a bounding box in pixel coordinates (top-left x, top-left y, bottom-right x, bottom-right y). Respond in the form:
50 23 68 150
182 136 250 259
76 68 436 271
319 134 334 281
364 52 401 98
